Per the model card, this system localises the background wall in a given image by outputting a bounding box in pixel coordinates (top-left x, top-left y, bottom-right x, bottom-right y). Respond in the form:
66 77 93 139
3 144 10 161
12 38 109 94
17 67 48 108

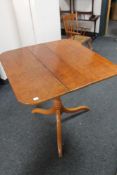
0 0 21 53
0 0 21 79
12 0 36 46
59 0 102 33
30 0 61 43
0 0 61 79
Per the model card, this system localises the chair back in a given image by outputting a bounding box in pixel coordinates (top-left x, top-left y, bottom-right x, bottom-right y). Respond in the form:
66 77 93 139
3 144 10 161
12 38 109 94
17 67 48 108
62 13 79 37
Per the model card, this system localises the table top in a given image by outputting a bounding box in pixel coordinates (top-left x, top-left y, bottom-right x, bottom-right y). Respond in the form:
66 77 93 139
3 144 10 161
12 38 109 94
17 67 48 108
1 39 117 105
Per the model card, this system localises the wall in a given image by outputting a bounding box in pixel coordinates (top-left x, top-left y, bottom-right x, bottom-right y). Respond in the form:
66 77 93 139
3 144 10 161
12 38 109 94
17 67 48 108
0 0 61 79
0 0 61 52
0 0 21 53
30 0 61 43
0 0 21 79
59 0 102 33
12 0 36 46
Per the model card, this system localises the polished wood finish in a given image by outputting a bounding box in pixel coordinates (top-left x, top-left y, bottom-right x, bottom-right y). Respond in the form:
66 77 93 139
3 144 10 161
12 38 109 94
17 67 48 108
1 39 117 157
0 48 67 105
32 96 89 157
62 13 92 49
29 39 117 93
54 97 62 158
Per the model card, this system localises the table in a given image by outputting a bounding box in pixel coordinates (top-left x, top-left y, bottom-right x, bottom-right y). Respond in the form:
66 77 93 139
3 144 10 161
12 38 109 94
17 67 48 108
0 39 117 158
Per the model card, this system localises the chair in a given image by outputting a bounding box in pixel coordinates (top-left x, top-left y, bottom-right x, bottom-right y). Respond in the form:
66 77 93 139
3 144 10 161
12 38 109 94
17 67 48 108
62 13 93 49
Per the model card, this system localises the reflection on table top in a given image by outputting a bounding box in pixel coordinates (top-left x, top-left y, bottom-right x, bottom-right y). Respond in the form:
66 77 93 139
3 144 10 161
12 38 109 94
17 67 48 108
1 39 117 105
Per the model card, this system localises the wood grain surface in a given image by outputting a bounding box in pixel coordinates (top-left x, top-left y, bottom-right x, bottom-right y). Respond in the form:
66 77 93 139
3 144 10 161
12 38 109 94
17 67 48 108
1 39 117 105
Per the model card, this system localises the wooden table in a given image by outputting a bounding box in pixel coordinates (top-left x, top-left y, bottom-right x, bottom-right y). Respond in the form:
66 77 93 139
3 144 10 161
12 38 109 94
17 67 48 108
1 39 117 158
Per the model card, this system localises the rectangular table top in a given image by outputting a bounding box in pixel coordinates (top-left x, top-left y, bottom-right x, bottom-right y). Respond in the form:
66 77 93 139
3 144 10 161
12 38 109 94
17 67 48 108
0 39 117 105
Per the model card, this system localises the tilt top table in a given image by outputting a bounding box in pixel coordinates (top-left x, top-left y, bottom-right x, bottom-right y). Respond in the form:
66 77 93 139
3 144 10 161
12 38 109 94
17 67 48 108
1 39 117 158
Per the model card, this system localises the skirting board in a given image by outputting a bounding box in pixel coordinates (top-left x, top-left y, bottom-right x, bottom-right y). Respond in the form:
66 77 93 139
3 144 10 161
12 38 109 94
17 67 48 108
0 78 8 85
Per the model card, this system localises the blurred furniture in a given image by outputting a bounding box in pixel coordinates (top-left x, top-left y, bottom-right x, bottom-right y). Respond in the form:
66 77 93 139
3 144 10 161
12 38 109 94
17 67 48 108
61 0 100 36
111 1 117 20
62 13 92 49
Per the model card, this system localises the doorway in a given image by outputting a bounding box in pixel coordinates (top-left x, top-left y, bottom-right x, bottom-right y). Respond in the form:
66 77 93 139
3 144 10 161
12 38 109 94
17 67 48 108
106 0 117 37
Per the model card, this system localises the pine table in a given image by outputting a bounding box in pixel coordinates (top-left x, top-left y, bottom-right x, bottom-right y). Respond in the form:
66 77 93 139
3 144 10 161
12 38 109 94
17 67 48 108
1 39 117 158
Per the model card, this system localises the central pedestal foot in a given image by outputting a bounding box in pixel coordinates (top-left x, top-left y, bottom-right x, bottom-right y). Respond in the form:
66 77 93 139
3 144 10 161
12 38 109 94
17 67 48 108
32 97 90 158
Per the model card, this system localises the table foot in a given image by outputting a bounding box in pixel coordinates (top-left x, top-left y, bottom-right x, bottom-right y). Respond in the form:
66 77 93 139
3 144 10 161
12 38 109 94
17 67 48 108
32 97 90 158
32 107 55 115
62 105 89 113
